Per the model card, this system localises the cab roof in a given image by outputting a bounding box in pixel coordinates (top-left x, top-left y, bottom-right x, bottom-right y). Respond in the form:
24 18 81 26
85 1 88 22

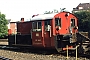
30 13 57 21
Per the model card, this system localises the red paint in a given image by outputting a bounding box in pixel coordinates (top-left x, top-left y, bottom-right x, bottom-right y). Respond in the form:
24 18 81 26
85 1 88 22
53 12 78 35
8 29 12 35
10 12 78 49
17 22 32 34
63 46 73 50
32 32 43 47
31 12 78 48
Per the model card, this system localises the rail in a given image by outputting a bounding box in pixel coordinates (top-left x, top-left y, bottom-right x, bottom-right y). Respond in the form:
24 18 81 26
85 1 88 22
0 39 8 42
78 32 90 41
0 56 12 60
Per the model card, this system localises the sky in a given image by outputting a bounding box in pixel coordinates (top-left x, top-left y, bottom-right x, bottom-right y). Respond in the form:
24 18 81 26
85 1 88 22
0 0 90 21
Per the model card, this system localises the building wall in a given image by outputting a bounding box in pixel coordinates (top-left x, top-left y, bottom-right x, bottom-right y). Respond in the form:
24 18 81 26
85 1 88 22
8 18 24 35
11 23 15 34
72 3 90 13
8 22 17 34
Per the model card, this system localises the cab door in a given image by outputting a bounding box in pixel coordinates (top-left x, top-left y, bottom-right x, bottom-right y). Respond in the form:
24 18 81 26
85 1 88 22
70 19 77 43
44 19 52 47
32 21 43 47
70 19 77 33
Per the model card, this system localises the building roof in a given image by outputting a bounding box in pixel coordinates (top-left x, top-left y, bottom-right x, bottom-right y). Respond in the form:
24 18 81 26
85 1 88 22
73 3 90 11
30 13 57 21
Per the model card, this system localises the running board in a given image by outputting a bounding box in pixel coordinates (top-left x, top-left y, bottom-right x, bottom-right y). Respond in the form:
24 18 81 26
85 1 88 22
77 32 90 43
77 32 90 52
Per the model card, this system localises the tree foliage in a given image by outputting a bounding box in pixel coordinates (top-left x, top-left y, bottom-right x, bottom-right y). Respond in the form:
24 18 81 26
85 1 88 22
0 12 8 38
74 11 90 32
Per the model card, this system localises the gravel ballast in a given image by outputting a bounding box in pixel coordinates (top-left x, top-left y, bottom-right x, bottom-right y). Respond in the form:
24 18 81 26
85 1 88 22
0 42 90 60
0 49 90 60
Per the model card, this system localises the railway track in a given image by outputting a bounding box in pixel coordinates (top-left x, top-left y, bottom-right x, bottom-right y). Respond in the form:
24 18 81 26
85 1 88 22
0 39 90 60
0 39 8 42
0 45 90 59
0 56 12 60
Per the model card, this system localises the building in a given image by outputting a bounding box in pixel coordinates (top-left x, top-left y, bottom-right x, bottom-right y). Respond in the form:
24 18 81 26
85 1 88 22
7 19 17 35
72 3 90 13
7 18 24 35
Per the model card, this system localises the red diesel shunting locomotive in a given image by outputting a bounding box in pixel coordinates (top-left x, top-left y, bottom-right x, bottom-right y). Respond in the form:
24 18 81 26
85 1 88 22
8 12 78 52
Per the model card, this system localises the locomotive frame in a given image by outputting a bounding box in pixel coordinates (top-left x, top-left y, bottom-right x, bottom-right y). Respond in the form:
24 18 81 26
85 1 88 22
8 12 89 54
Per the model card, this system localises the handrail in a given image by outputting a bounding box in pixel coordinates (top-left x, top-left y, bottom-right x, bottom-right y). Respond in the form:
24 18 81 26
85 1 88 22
50 26 51 37
42 26 43 37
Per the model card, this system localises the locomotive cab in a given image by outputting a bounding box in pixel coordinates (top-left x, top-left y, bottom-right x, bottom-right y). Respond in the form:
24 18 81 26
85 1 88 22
53 12 78 52
8 12 78 53
31 19 52 48
31 12 78 51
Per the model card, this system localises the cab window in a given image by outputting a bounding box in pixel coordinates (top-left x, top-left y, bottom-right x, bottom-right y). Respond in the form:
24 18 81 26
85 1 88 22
45 19 51 31
55 18 61 27
32 21 42 31
71 19 75 27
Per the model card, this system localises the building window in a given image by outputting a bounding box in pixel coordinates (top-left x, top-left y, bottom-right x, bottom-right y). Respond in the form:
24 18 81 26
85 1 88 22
79 7 83 9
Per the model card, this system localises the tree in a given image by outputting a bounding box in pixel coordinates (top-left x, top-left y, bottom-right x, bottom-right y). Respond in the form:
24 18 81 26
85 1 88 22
0 12 8 38
74 11 90 32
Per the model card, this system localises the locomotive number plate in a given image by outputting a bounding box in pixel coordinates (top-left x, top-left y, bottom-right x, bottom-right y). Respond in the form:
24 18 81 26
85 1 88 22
36 33 39 36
